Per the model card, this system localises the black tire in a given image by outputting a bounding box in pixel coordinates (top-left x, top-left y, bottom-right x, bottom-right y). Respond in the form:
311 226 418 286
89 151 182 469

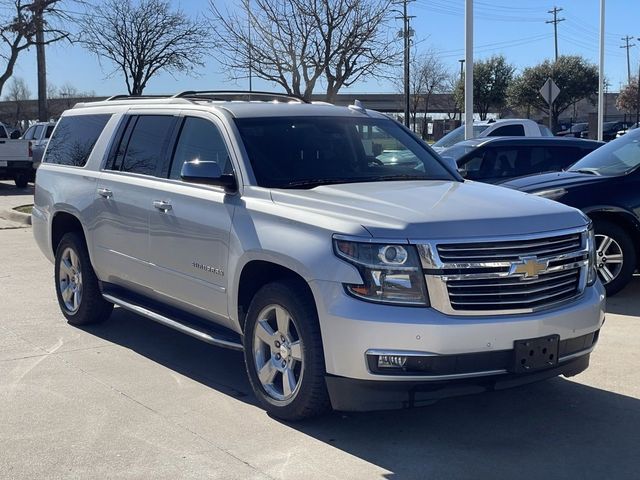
243 280 330 421
14 173 28 188
593 219 636 296
54 232 113 325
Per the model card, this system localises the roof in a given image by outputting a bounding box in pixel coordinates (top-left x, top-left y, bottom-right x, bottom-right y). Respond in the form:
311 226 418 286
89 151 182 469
71 91 389 120
455 136 605 148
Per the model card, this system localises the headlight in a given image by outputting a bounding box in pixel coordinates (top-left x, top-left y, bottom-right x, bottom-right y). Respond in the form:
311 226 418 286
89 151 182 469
333 238 428 306
586 226 597 286
533 188 567 200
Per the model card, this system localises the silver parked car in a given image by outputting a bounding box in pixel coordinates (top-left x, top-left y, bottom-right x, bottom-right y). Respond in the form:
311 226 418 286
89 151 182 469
32 91 604 420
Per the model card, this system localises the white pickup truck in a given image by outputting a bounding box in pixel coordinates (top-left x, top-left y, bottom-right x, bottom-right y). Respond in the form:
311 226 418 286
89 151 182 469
0 123 34 187
432 119 553 153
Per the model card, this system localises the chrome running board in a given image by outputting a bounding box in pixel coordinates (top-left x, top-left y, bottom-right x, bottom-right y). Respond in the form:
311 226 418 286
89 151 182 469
102 293 244 351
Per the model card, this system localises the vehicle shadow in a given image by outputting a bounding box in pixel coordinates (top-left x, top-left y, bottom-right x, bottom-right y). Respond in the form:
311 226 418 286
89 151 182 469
83 307 640 479
606 275 640 316
0 180 34 197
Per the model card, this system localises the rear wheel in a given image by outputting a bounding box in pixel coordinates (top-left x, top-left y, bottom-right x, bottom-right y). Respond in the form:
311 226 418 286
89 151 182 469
54 232 113 325
593 220 636 296
243 281 330 420
14 172 28 188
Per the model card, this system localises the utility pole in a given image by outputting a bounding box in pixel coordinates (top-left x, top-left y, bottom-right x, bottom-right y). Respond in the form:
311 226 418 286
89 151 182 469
395 0 414 129
34 0 48 121
546 6 565 61
620 35 635 84
458 59 464 121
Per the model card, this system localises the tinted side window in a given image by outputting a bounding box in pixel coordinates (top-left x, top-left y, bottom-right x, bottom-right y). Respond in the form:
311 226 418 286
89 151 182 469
44 114 111 167
170 117 230 179
45 125 55 138
34 125 45 140
22 126 35 140
488 125 525 136
121 116 176 176
468 147 520 180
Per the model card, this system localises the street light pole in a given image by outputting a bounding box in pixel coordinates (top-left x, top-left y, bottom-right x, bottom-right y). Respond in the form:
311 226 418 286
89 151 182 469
597 0 605 141
464 0 473 140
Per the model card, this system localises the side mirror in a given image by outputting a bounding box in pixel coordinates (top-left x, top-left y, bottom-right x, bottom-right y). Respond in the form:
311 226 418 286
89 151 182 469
10 130 21 139
180 160 237 192
441 155 458 173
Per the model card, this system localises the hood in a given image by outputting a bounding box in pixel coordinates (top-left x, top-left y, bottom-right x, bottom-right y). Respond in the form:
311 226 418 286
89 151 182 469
270 180 588 240
502 171 609 193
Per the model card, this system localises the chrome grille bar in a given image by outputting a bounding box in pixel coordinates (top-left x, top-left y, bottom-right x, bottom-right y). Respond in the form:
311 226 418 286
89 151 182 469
415 226 590 316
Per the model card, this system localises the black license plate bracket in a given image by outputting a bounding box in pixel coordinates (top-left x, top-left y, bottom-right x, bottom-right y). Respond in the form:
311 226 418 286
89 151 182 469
512 334 560 373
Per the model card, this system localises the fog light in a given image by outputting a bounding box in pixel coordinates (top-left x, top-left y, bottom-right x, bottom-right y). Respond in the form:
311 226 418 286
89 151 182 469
377 355 408 369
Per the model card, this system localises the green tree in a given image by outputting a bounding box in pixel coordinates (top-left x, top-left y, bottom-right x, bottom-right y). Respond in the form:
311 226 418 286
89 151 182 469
454 55 515 120
509 55 598 131
616 79 639 114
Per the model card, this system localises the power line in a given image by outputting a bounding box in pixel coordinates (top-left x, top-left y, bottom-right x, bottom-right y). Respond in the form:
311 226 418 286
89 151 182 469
620 35 636 84
546 6 565 61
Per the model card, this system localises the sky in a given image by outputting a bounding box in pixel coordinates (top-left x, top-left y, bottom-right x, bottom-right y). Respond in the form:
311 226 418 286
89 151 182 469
7 0 640 98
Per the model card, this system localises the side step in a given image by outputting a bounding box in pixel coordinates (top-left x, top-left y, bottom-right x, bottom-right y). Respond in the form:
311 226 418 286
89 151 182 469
102 293 244 351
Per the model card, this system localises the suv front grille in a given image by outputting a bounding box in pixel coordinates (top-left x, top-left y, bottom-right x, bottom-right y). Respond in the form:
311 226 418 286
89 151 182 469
436 233 582 263
417 228 590 316
446 268 581 311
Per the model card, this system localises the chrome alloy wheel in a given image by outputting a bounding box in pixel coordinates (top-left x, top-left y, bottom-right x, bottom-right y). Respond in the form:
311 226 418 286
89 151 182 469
595 234 624 285
58 247 83 313
253 304 304 402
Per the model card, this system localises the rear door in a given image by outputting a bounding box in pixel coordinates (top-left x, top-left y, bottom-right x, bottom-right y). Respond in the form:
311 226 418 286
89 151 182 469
146 112 236 326
92 113 178 290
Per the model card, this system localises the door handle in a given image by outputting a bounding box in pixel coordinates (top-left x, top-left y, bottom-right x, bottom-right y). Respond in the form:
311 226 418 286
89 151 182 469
153 200 172 212
97 188 113 199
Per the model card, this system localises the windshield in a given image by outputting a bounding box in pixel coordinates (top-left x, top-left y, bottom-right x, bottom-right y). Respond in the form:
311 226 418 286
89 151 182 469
235 116 455 188
432 124 489 149
569 129 640 176
440 143 477 161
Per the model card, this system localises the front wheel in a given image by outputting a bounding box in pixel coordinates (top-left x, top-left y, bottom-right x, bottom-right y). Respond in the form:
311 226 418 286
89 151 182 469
594 220 636 296
243 281 330 420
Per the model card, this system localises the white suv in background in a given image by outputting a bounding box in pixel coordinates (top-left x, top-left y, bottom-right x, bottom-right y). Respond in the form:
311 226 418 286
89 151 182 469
33 92 604 420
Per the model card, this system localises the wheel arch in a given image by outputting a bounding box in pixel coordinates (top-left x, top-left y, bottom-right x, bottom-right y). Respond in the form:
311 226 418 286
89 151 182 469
585 206 640 267
235 259 318 333
51 210 88 257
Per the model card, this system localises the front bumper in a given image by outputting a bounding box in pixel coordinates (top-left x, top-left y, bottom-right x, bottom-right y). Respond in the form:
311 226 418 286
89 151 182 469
310 279 605 381
326 353 591 411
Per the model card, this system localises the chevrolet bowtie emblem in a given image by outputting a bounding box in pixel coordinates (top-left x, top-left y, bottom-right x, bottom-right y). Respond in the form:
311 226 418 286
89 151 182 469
509 256 549 279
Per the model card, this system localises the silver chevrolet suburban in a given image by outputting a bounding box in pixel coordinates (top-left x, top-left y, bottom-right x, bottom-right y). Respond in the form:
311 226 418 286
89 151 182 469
33 91 605 420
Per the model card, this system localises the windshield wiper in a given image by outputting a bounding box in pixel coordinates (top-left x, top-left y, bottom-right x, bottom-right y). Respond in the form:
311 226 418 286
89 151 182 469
571 168 600 176
282 174 434 189
283 178 366 188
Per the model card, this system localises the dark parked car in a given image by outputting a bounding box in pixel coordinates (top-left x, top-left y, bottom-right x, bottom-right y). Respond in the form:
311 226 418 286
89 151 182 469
503 128 640 295
440 137 603 184
557 122 588 138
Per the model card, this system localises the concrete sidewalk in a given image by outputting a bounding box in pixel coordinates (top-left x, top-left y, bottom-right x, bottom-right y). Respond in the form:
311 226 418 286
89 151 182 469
0 180 33 229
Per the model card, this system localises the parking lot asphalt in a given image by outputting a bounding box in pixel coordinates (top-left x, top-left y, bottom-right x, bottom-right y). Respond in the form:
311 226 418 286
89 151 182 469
1 183 639 480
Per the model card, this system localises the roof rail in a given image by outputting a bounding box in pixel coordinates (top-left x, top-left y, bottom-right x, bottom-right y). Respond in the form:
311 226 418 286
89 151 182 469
105 94 175 101
172 90 309 104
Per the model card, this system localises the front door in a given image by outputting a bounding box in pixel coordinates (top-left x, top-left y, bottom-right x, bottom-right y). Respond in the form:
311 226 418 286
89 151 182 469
147 114 236 327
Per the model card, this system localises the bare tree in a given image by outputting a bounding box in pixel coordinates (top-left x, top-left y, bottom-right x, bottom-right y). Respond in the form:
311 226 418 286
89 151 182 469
209 0 397 102
0 0 69 98
3 76 31 128
79 0 210 96
394 49 448 134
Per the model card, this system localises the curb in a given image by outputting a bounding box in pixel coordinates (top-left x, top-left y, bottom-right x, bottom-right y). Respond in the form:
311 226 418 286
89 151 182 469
0 205 32 226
